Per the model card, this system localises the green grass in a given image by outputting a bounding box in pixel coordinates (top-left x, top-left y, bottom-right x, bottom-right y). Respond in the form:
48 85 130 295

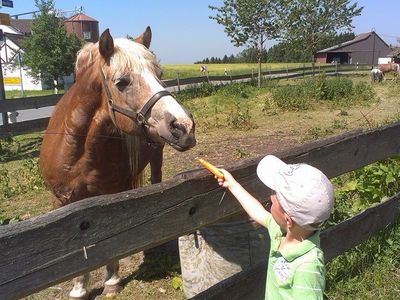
161 62 315 79
5 89 64 99
326 220 400 300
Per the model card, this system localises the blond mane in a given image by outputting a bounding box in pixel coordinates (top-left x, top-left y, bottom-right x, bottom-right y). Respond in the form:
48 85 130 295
75 38 161 79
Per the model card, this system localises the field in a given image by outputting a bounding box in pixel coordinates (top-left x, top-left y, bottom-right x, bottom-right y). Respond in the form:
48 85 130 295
1 73 400 299
161 62 314 79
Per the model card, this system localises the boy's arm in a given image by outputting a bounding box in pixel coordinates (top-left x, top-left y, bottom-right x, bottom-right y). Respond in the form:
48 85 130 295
218 169 270 228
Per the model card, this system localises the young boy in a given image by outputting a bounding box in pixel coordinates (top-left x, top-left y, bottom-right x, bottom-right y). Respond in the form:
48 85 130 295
216 155 334 300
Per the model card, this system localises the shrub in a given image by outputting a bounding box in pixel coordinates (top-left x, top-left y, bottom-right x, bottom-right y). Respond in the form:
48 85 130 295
217 82 252 99
271 85 310 111
227 101 258 130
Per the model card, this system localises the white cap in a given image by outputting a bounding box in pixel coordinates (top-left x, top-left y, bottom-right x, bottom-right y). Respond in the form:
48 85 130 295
256 155 334 230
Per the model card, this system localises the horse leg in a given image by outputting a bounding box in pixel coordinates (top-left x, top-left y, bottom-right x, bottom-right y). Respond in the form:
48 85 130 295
144 145 179 259
69 274 90 300
149 144 163 184
103 260 123 296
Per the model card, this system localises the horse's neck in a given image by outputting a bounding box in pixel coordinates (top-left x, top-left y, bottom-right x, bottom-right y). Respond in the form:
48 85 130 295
61 82 121 158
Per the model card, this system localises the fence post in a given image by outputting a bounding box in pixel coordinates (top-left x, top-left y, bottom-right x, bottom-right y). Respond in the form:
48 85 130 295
286 65 289 80
335 62 338 76
0 57 8 126
303 63 305 78
229 70 233 83
177 72 180 92
251 68 254 82
206 71 210 83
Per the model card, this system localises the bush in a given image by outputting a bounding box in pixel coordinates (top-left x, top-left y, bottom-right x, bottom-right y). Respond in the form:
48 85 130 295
217 82 252 99
271 84 310 111
174 82 216 102
227 101 258 130
271 75 376 111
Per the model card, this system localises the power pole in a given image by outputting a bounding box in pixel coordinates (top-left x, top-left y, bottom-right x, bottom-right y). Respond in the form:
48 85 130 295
0 29 8 125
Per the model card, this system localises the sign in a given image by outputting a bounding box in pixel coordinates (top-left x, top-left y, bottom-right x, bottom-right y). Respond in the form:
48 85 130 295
200 65 207 73
0 13 10 25
4 77 21 85
1 0 14 8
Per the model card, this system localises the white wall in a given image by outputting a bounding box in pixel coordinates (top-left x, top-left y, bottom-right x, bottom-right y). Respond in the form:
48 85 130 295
0 25 43 91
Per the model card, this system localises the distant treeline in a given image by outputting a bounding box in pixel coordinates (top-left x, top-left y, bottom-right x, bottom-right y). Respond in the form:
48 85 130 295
195 32 355 64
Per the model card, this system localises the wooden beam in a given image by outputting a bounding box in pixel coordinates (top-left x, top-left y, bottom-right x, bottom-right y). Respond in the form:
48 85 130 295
0 121 399 299
0 94 62 113
0 118 49 137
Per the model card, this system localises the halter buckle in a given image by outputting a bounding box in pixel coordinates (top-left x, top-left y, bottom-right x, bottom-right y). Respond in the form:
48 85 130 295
137 113 146 125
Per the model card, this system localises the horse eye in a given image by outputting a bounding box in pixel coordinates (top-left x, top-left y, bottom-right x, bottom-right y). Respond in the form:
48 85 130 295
115 78 130 91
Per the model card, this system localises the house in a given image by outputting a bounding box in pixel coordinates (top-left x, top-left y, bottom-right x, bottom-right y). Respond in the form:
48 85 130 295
0 10 100 92
314 31 391 65
0 22 42 91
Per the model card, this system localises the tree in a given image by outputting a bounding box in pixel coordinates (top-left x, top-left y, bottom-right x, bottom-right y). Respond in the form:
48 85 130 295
209 0 281 87
279 0 363 64
21 0 82 88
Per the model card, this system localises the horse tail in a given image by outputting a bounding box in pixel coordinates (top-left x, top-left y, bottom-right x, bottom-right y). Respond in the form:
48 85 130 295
124 133 146 189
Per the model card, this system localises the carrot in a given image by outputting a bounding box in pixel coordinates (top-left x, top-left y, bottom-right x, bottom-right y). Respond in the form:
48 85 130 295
197 158 224 179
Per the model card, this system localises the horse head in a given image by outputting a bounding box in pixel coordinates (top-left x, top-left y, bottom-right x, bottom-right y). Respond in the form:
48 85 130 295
90 28 196 151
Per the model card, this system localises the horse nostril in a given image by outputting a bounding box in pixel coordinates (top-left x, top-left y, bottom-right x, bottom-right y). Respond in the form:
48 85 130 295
169 118 185 138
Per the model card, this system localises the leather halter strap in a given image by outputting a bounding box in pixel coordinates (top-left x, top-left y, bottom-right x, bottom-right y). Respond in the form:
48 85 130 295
99 66 172 126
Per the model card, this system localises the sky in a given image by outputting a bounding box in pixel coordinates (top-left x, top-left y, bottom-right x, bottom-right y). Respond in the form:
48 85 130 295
0 0 399 64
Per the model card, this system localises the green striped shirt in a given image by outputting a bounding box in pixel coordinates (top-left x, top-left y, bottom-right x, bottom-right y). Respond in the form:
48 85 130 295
265 214 325 300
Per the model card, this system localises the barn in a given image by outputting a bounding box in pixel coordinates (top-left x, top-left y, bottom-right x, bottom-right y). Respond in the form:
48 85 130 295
314 31 391 65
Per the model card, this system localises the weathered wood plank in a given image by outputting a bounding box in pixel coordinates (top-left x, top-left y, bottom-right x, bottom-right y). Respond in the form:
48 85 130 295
0 94 62 113
0 121 399 299
191 193 400 300
0 118 49 137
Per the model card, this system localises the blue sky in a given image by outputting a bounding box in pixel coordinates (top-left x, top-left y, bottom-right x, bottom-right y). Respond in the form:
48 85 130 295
1 0 399 64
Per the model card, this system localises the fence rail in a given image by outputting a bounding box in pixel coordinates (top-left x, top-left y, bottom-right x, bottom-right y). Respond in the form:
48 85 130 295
0 120 399 300
0 64 371 137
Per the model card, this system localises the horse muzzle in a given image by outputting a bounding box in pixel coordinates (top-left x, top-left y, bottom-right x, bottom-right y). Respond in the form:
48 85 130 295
156 115 196 152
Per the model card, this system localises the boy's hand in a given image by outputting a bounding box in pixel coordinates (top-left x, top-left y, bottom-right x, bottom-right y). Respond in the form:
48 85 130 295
216 169 237 189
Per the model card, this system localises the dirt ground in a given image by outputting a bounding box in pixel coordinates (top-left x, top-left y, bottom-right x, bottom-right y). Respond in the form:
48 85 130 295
20 78 400 299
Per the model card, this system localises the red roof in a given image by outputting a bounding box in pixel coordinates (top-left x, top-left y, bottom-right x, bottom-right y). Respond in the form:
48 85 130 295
65 13 97 22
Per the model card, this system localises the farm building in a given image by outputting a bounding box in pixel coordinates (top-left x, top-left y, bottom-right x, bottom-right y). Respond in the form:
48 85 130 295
0 23 42 91
314 31 391 65
0 10 99 92
64 13 99 43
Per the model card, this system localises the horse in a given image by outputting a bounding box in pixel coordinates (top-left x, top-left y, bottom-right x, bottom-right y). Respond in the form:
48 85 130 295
371 67 384 83
39 27 196 299
378 62 400 80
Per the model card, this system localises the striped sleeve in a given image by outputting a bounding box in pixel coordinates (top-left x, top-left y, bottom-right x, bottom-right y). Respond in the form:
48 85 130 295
291 262 325 300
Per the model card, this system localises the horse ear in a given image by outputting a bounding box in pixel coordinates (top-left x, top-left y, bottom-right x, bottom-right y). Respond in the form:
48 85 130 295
134 26 152 48
99 29 114 62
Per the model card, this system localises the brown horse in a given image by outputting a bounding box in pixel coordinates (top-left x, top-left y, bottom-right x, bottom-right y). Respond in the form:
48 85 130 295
39 27 196 299
378 62 400 80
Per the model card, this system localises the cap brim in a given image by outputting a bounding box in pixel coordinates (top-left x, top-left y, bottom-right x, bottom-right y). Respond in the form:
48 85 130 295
256 155 287 190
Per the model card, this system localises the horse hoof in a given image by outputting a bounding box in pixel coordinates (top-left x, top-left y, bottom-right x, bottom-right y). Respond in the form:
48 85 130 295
69 289 88 300
69 297 88 300
103 284 123 297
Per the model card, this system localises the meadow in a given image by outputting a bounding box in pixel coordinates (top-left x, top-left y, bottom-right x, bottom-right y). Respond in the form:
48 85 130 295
161 62 314 79
1 73 399 299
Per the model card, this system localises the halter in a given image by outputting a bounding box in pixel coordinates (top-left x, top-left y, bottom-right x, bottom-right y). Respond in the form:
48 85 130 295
99 66 172 141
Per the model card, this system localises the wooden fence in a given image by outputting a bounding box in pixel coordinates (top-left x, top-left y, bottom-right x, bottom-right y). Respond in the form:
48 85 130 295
0 120 399 300
0 63 371 137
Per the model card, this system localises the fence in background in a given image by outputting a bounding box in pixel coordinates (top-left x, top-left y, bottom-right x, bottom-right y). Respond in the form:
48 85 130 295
0 63 371 137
